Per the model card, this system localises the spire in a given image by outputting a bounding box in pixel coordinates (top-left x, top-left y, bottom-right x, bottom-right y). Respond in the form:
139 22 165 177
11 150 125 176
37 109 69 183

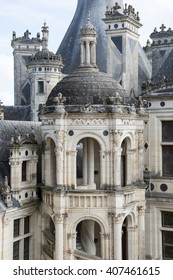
41 21 49 50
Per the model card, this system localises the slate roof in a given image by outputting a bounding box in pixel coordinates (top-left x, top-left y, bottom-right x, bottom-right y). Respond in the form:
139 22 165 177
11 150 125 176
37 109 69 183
57 0 108 74
46 68 127 107
0 199 6 213
0 120 42 162
4 106 31 121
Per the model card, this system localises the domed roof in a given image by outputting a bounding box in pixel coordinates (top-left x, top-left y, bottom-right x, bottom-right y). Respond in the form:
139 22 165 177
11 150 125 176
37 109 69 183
46 68 127 106
29 50 63 66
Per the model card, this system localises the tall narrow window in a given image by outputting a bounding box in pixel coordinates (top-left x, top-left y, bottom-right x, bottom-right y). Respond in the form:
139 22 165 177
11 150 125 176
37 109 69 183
13 241 20 260
121 140 127 187
38 81 44 93
22 161 27 181
24 216 30 234
24 237 30 260
162 121 173 177
13 216 32 260
13 219 20 237
161 211 173 259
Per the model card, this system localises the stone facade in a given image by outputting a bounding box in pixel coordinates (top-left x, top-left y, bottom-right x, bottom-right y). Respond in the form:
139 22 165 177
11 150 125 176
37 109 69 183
0 1 173 260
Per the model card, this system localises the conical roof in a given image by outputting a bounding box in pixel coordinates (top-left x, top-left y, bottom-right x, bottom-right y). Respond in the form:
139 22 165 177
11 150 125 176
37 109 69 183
57 0 124 74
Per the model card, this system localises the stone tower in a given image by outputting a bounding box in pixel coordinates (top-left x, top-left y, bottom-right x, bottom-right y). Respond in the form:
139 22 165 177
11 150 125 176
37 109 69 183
11 30 41 105
27 23 63 121
57 0 124 74
40 17 146 260
103 2 142 95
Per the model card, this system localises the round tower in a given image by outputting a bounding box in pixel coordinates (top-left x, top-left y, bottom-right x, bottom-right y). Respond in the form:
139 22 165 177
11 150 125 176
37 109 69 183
27 23 63 121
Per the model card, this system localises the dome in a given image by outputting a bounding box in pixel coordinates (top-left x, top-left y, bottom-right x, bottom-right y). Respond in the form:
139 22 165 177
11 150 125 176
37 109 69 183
46 68 127 106
29 50 63 66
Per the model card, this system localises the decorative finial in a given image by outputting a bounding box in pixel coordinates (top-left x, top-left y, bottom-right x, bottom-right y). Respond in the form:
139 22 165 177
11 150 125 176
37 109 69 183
54 93 66 106
160 24 166 32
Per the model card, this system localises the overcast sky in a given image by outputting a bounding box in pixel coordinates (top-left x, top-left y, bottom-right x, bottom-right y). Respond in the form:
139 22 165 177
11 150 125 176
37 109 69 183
0 0 173 105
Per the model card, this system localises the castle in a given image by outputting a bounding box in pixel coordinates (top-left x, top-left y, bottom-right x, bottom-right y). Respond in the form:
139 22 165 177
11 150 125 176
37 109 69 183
0 0 173 260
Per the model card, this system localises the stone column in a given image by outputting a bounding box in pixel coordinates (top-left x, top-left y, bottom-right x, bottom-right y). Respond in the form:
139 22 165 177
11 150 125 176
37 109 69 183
112 213 124 260
90 41 96 66
83 138 88 185
138 206 145 259
88 138 96 189
80 41 85 66
71 150 77 188
100 233 109 259
56 131 65 187
63 214 68 259
54 214 64 260
100 150 106 189
67 233 76 260
66 151 71 187
86 41 91 65
105 151 111 187
100 233 105 259
112 130 122 188
127 225 138 260
44 146 51 186
105 234 109 260
138 130 144 181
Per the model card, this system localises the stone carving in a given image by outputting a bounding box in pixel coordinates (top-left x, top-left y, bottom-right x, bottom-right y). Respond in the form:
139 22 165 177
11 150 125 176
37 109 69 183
109 212 125 222
1 177 10 194
55 213 64 223
138 130 144 151
56 130 65 150
137 205 146 215
121 119 135 125
71 119 106 126
111 130 122 150
54 92 66 106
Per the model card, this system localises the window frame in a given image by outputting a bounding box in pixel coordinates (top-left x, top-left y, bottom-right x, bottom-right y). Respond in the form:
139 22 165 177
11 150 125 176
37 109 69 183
161 211 173 260
162 121 173 177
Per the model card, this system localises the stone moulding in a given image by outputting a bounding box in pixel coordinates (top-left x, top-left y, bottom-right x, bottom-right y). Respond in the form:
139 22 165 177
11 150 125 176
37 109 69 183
70 119 107 126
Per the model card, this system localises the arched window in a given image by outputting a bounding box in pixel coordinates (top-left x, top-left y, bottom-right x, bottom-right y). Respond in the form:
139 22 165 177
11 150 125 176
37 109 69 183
121 138 132 187
76 137 100 189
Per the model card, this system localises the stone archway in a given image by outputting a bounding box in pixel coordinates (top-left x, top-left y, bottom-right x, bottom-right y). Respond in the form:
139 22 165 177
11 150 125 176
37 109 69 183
121 137 132 187
42 213 55 259
76 219 102 259
122 214 135 260
76 137 100 189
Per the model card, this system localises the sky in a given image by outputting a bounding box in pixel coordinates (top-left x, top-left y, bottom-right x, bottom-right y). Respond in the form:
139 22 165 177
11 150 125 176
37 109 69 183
0 0 173 105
